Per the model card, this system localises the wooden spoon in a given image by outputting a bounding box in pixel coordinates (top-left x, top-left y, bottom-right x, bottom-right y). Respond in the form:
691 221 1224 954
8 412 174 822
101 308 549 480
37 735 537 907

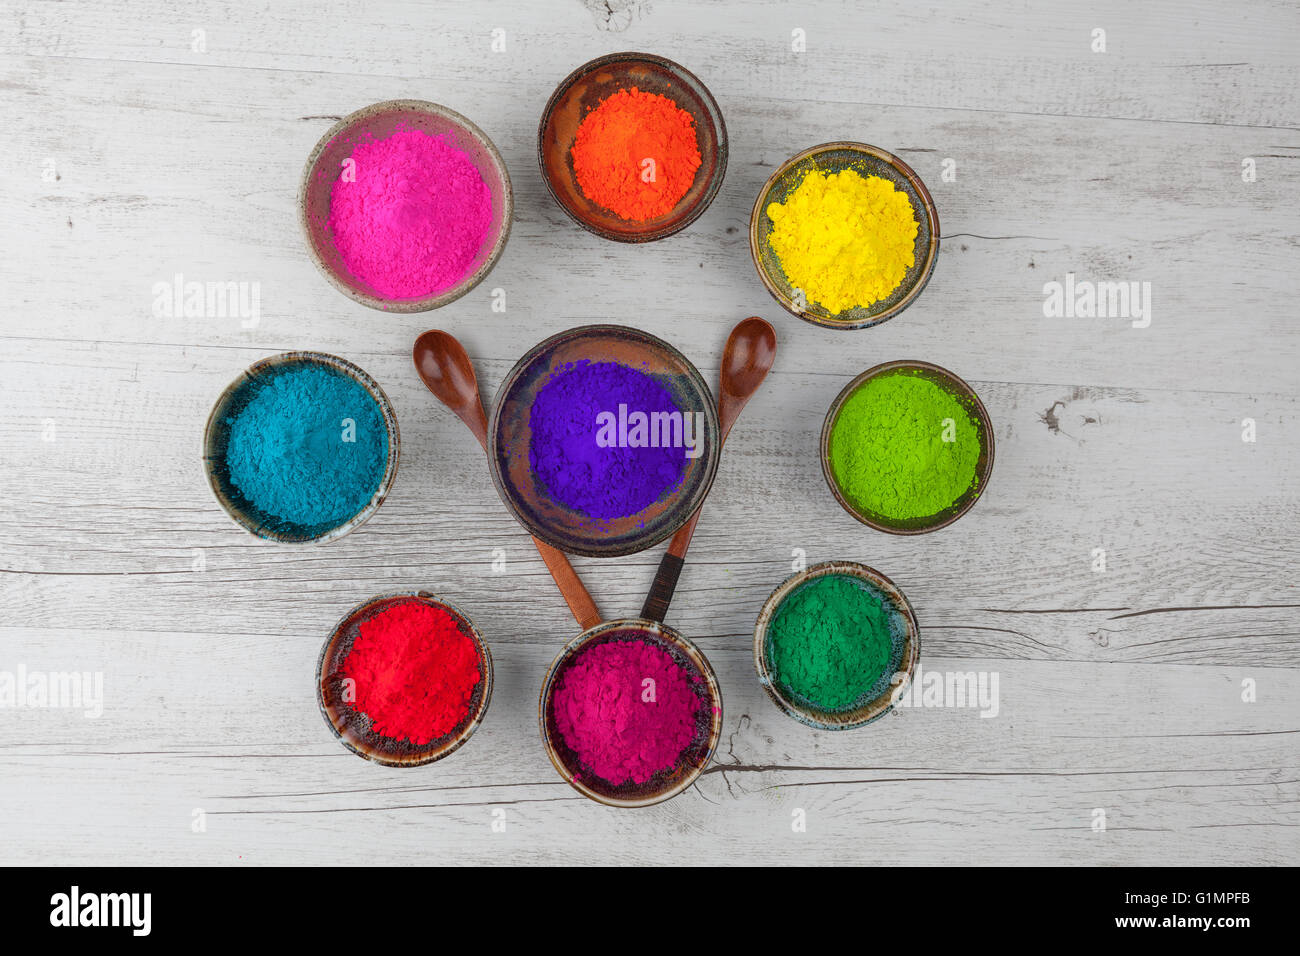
413 329 602 631
641 317 777 621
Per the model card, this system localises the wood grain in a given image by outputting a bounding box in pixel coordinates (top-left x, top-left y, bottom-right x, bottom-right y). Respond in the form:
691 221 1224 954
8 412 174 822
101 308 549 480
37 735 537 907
1 0 1296 865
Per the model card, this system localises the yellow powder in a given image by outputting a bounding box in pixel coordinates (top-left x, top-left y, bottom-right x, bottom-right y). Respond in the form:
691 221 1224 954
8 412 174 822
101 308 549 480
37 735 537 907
765 169 918 314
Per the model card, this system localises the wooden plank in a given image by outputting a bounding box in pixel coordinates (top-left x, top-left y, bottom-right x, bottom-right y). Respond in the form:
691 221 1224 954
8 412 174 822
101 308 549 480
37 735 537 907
2 339 1296 664
7 0 1299 125
0 628 1294 864
2 60 1296 396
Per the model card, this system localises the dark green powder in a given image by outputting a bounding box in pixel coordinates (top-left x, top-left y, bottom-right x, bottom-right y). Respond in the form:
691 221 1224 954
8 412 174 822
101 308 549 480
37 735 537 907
766 573 903 711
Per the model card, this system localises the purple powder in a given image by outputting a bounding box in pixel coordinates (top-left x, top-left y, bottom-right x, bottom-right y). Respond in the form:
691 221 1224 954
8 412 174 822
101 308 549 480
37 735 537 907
528 361 689 520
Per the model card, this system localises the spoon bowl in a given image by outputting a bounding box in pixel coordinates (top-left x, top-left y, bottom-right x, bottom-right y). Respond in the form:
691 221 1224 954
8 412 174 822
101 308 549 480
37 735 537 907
413 329 490 448
719 317 777 422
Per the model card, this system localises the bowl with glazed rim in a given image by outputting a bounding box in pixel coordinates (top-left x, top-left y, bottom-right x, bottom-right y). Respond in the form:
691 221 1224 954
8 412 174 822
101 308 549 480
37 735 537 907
299 99 513 312
317 591 493 767
488 324 720 558
539 619 723 807
754 561 920 730
203 351 400 544
750 142 940 330
538 52 728 242
820 360 994 534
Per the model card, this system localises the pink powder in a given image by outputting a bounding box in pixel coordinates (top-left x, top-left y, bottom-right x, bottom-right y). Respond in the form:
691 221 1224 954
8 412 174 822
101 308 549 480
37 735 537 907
328 128 493 299
552 639 703 786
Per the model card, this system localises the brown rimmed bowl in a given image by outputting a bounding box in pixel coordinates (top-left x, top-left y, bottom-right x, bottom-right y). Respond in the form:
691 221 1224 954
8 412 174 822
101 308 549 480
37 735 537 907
488 324 720 558
821 360 994 534
317 591 493 767
750 142 940 330
203 351 400 544
539 619 722 807
755 561 920 730
538 52 727 242
299 99 513 312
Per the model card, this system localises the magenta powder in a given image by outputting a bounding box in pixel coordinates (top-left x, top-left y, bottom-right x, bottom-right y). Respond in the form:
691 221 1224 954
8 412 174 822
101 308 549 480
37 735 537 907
328 128 493 299
552 639 702 786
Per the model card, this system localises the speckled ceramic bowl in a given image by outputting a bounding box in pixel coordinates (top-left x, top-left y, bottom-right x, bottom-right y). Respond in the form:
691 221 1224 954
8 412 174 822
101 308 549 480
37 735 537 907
203 351 400 544
299 99 513 312
821 360 994 534
750 142 940 329
754 561 920 730
539 619 722 807
488 325 720 558
538 52 727 242
318 591 493 767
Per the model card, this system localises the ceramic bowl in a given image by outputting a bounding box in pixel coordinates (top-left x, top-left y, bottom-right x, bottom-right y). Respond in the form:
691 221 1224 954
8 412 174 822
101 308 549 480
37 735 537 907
203 351 400 544
538 52 727 242
299 99 513 312
539 619 722 807
754 561 920 730
317 591 493 767
488 324 720 557
821 360 994 534
750 142 940 329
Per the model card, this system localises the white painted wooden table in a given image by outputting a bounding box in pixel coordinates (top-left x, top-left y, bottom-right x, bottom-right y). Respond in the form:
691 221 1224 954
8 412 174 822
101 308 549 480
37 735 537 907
2 0 1297 866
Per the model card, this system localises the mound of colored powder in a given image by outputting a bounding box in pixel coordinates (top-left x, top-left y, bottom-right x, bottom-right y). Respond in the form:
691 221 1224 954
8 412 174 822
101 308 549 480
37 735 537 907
828 370 981 521
528 361 689 520
766 168 918 313
767 574 904 711
328 127 493 299
223 365 388 534
552 639 702 785
340 600 482 745
571 87 702 221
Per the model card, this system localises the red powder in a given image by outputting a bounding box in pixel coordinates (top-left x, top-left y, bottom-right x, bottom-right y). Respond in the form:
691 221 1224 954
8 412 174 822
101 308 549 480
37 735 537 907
340 600 482 745
570 87 702 221
328 128 493 299
552 639 702 785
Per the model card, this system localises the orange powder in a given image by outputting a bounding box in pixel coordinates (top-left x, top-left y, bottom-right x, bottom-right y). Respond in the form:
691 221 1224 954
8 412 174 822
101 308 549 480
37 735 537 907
570 87 702 221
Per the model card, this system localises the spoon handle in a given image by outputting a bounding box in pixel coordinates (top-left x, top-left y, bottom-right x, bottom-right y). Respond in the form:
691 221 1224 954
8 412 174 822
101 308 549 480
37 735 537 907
640 316 776 623
465 382 601 628
534 537 603 630
640 510 699 622
413 329 603 632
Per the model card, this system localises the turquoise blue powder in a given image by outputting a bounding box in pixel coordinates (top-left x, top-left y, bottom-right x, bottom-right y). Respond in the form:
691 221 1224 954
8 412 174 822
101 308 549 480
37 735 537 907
222 365 388 535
